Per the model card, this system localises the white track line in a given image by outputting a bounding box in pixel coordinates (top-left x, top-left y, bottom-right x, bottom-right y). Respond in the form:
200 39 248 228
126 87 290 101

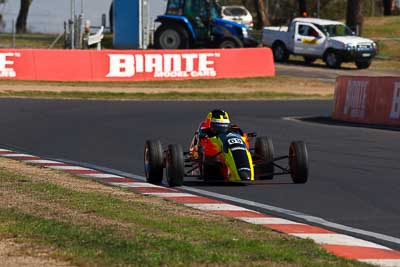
2 153 36 157
360 259 400 267
0 149 11 152
142 192 196 197
239 217 303 225
292 233 392 250
79 173 122 178
108 182 161 188
185 203 250 211
47 165 94 171
23 159 63 164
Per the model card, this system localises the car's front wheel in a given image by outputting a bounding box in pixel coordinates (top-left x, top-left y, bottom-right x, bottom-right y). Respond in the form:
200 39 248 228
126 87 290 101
325 50 342 69
355 59 372 69
144 140 164 184
166 144 184 187
289 141 309 184
254 136 275 180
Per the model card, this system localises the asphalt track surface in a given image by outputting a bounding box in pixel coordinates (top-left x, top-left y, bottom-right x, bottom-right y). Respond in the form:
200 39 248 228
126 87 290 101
0 98 399 250
276 61 400 82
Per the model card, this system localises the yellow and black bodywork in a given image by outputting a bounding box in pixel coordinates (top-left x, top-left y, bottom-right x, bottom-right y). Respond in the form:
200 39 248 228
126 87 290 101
190 126 255 182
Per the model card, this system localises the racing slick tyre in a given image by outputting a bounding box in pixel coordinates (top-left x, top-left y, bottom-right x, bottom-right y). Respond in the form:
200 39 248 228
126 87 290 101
166 144 184 187
325 50 342 69
272 42 289 62
144 140 164 184
254 136 275 180
219 37 244 48
154 23 189 49
289 141 309 184
355 59 372 69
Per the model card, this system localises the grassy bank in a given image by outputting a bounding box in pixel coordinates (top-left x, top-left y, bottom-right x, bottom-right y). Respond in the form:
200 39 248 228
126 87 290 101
0 157 370 266
0 76 333 100
0 90 330 100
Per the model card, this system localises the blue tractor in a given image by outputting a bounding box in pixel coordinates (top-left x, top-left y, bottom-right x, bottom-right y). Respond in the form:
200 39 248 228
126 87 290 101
154 0 258 49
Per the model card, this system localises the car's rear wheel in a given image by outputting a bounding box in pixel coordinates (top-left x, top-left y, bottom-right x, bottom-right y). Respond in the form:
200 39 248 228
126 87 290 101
272 42 289 62
289 141 309 184
144 140 164 184
166 144 184 187
254 136 275 180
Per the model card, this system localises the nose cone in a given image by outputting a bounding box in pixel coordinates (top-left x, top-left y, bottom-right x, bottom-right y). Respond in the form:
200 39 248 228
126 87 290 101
238 170 250 181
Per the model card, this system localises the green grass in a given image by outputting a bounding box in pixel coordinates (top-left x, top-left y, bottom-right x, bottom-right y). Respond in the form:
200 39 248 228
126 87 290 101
0 90 331 100
0 166 370 266
363 16 400 38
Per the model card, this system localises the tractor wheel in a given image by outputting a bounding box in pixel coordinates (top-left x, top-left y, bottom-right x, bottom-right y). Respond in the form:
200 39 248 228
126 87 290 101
272 42 289 62
219 37 244 48
166 144 184 187
254 136 275 180
154 23 189 49
289 141 309 184
144 140 164 184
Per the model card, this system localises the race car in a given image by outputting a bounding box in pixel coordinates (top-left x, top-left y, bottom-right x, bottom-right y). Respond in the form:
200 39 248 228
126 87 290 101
144 111 309 187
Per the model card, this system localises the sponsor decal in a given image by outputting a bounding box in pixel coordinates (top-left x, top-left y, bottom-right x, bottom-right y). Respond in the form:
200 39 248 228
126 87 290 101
302 38 317 45
390 82 400 119
344 80 368 118
106 52 220 78
0 52 20 78
227 138 243 145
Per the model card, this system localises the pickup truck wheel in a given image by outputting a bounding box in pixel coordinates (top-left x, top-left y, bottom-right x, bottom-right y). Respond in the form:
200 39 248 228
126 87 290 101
355 59 372 69
154 24 189 49
219 37 244 48
272 43 289 62
325 51 342 69
304 56 316 64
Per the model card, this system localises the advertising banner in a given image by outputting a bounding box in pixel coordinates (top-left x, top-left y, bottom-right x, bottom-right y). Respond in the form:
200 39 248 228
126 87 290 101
333 76 400 127
0 48 275 81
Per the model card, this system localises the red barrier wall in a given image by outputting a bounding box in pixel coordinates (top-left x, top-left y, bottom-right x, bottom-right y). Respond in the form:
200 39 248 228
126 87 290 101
0 48 274 81
333 76 400 126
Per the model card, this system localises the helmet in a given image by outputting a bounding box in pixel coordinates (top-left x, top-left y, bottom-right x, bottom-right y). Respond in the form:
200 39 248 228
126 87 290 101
208 109 230 134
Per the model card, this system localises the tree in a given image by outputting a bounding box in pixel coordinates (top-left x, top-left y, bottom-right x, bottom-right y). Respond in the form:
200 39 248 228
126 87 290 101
383 0 393 15
346 0 363 35
16 0 32 33
254 0 270 27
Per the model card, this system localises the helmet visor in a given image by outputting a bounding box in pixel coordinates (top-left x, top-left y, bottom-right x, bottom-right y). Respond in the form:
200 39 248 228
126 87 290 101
210 121 230 134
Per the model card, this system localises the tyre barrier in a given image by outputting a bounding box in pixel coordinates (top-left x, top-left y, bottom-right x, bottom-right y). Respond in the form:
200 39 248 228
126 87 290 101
333 76 400 127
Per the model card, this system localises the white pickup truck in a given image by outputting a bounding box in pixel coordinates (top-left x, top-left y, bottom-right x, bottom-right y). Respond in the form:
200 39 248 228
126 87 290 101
262 18 377 69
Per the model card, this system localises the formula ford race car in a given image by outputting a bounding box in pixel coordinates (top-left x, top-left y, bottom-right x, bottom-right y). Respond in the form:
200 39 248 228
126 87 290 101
144 124 309 187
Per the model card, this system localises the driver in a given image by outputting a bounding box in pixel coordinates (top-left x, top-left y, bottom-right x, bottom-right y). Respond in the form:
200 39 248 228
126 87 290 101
199 109 231 138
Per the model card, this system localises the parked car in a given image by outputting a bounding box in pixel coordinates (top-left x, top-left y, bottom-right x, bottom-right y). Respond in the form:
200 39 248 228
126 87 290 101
220 5 253 29
262 17 377 69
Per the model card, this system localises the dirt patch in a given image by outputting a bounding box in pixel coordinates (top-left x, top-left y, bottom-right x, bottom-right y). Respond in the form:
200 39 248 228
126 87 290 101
0 238 74 267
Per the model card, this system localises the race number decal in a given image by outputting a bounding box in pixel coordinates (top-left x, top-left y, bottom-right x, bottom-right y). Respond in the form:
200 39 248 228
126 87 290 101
227 138 243 145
